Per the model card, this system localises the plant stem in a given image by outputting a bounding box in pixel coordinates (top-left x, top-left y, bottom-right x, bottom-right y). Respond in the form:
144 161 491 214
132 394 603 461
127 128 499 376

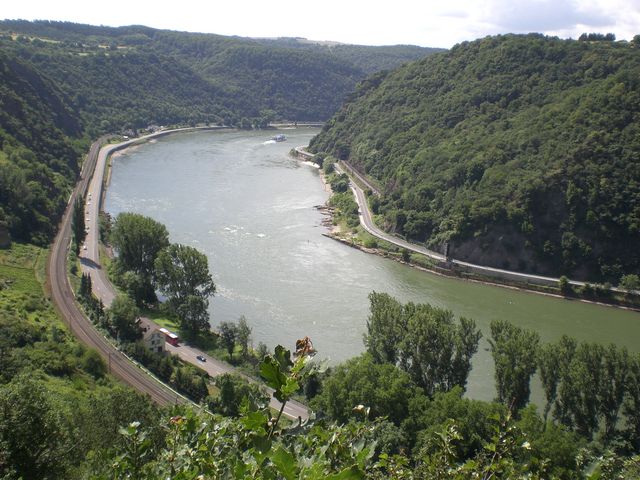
269 400 287 438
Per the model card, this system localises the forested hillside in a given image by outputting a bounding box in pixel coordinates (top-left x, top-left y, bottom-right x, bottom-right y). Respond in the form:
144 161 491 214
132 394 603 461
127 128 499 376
0 52 83 244
5 40 234 136
311 34 640 281
0 20 435 122
0 19 433 244
253 37 444 74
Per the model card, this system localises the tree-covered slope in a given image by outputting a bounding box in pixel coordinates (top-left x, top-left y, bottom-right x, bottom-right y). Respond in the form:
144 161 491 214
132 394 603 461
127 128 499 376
0 52 83 243
310 34 640 281
0 20 434 243
0 20 434 122
252 37 443 74
6 40 235 136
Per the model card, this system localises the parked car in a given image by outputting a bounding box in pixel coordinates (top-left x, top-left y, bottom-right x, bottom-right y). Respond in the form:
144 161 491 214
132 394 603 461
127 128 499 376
196 355 206 362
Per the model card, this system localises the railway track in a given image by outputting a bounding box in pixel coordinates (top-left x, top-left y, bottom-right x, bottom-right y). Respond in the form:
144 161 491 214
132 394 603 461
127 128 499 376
47 138 183 406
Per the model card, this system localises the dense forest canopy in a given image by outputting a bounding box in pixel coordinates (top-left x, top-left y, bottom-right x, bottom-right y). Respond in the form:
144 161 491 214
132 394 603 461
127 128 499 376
0 52 83 244
252 37 444 74
0 20 436 122
0 19 434 244
310 34 640 281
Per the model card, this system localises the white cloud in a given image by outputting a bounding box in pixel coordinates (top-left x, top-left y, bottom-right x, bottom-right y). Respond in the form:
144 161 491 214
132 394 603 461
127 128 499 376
488 0 612 31
1 0 639 47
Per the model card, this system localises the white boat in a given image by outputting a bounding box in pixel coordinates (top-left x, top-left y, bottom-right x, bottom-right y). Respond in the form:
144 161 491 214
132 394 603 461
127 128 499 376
272 134 286 142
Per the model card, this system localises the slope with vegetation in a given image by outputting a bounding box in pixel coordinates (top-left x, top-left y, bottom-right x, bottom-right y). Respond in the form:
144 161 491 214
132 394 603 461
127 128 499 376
0 19 433 245
0 51 84 245
253 37 444 74
0 243 164 478
0 20 436 124
310 34 640 282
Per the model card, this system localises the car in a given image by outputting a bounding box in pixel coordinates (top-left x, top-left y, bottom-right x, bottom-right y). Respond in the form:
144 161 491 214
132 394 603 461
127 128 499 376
196 355 206 362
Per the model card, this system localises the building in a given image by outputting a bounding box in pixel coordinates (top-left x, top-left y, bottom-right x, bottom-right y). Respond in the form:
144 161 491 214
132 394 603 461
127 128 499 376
142 327 165 354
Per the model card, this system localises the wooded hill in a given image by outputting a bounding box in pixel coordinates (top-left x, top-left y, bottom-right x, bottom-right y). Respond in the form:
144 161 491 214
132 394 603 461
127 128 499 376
310 34 640 282
0 51 84 244
0 19 434 245
0 20 436 124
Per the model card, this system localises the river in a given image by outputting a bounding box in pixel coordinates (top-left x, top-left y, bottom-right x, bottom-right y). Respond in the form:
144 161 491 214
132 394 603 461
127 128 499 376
105 128 640 403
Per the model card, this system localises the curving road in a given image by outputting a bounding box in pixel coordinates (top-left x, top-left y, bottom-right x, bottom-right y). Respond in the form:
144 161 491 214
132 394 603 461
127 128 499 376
331 161 601 290
78 129 309 419
48 137 184 406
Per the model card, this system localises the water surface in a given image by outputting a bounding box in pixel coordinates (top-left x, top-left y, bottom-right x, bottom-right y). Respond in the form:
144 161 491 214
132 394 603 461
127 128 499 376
105 129 640 403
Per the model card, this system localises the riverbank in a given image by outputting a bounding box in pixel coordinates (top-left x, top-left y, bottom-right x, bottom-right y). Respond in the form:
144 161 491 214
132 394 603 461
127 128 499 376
304 155 640 311
93 127 311 418
325 232 640 313
104 127 640 404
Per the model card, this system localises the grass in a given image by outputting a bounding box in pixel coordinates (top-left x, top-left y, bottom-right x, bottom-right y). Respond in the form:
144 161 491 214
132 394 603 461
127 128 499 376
0 244 49 315
0 242 40 268
0 244 69 330
0 264 42 295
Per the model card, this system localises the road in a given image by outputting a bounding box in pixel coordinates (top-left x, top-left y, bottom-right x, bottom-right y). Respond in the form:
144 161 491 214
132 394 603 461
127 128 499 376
48 137 184 406
333 161 599 289
164 339 310 420
78 130 309 419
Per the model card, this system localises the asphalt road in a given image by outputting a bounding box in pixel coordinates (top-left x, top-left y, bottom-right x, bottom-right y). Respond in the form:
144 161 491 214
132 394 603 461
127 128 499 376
48 137 183 406
76 130 309 419
334 162 601 289
165 340 310 420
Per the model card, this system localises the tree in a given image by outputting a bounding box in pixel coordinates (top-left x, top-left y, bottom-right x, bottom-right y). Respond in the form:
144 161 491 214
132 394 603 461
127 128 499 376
556 342 604 439
364 292 404 364
598 344 629 442
620 274 639 293
120 270 155 307
172 367 209 403
365 293 480 396
78 272 92 299
0 377 74 479
330 173 350 193
82 348 107 378
79 387 163 455
548 335 577 426
176 295 210 332
489 320 540 412
256 342 269 360
623 353 640 451
236 315 252 359
71 196 86 254
558 276 572 296
398 302 481 396
208 373 269 417
111 213 169 297
538 340 564 423
311 353 421 425
109 294 141 342
154 243 216 332
219 321 238 361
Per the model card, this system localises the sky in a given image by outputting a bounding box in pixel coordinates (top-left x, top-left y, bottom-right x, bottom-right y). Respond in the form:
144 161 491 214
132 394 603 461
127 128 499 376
2 0 639 48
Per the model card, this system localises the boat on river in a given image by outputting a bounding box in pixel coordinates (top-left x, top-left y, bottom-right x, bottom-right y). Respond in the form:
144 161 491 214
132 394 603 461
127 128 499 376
272 134 286 142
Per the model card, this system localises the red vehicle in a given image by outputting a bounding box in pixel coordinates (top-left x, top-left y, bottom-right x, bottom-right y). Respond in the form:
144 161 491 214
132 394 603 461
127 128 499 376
159 327 179 346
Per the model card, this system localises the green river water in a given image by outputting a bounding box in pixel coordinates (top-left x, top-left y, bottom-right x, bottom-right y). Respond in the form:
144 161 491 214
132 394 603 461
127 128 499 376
104 128 640 404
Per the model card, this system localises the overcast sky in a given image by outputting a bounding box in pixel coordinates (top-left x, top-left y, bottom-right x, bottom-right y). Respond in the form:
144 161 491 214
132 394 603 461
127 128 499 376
3 0 639 48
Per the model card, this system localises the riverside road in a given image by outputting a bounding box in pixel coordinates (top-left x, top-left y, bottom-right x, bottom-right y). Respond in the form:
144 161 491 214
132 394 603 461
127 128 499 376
48 137 182 406
73 129 308 419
